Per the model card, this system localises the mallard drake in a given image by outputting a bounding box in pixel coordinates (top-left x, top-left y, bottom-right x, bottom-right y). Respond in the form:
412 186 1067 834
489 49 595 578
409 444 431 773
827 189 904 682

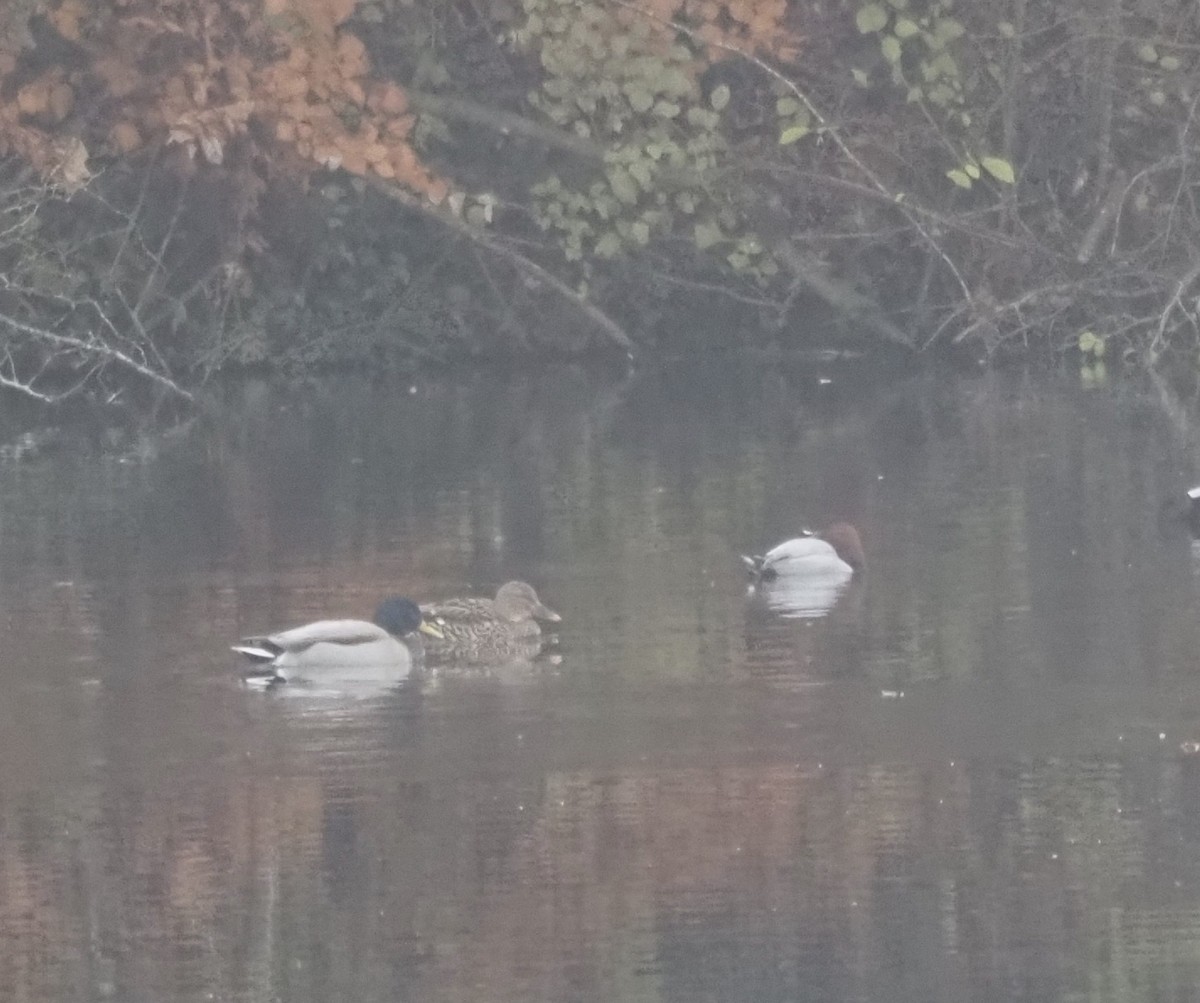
232 596 443 685
421 580 561 664
742 522 865 581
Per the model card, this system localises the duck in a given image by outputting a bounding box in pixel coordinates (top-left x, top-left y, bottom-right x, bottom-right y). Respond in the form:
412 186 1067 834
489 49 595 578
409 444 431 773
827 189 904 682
742 522 865 581
421 580 561 664
232 596 444 686
1158 486 1200 538
1183 486 1200 534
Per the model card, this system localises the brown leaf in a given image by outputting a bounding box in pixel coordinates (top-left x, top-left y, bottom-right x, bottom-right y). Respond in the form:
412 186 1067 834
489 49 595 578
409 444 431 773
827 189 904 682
110 121 142 153
335 33 368 79
53 136 91 192
48 84 74 123
17 82 49 117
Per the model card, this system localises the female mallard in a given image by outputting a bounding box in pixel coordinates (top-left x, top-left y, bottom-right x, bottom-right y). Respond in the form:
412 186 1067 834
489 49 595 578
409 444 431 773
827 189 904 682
742 522 866 581
421 580 561 664
232 596 443 686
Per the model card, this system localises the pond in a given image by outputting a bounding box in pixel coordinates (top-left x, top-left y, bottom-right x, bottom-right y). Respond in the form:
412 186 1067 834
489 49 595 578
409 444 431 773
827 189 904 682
2 358 1200 1002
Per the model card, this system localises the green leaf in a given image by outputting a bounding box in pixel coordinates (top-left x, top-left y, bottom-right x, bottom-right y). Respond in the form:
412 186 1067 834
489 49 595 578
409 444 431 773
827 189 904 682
997 20 1015 38
1137 43 1158 63
881 35 902 63
946 169 972 189
776 97 801 116
694 220 724 249
686 107 720 129
929 53 959 78
630 220 650 245
856 3 889 34
710 84 731 111
980 156 1016 184
1078 331 1105 357
852 68 870 87
964 161 980 179
594 232 622 258
625 86 654 113
779 124 810 145
928 83 955 106
607 166 640 204
652 100 681 119
894 17 919 38
659 67 694 98
628 160 653 188
933 17 965 44
1160 55 1181 71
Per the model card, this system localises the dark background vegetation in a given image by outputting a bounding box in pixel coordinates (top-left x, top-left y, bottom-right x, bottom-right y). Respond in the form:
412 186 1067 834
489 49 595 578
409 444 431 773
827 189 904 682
0 0 1198 403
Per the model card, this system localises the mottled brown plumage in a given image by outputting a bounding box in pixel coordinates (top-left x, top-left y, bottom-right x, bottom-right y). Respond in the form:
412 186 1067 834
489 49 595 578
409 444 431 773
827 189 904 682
421 581 561 664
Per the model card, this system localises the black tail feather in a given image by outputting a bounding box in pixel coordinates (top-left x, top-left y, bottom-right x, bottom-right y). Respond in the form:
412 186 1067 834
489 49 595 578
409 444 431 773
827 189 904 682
742 554 777 581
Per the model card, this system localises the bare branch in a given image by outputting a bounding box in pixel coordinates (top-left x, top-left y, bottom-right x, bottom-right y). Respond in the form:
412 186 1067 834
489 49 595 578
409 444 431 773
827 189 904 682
366 178 634 353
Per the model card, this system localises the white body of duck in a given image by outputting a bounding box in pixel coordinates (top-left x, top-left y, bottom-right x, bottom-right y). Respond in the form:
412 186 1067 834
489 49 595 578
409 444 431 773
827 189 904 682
742 523 865 580
233 597 442 686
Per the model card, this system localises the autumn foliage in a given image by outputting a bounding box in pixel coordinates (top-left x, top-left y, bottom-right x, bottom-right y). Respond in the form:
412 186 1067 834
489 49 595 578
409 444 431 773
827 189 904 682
0 0 1196 381
0 0 447 199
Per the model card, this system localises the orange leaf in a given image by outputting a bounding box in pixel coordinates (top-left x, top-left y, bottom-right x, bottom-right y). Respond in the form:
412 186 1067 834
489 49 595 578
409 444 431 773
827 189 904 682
17 82 49 117
110 122 141 153
94 57 141 98
286 46 310 73
327 0 357 27
335 33 368 79
52 10 80 41
368 82 407 115
390 114 414 139
48 84 74 122
423 176 449 204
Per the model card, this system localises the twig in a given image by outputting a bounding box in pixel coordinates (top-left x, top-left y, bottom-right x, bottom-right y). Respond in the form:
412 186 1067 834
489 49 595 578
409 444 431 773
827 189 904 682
0 279 193 400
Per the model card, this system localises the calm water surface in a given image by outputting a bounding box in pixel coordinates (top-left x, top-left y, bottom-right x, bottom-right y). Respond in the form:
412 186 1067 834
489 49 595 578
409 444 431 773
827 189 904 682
3 361 1200 1002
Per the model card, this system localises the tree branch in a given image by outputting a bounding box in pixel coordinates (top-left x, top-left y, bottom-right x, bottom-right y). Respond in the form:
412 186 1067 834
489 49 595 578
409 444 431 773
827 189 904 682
365 177 634 353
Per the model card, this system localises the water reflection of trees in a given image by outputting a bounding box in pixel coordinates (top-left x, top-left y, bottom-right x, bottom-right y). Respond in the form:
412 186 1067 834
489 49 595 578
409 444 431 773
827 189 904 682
0 369 1198 998
3 752 1200 1000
